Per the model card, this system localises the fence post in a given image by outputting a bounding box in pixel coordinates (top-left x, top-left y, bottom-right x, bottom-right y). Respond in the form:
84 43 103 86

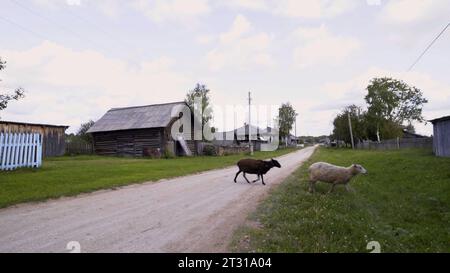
37 133 43 167
397 137 400 150
0 133 3 169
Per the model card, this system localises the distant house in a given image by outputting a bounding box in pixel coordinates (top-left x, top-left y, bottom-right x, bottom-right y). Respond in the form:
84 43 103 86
430 115 450 157
213 124 276 151
87 102 198 157
0 121 68 157
402 129 429 139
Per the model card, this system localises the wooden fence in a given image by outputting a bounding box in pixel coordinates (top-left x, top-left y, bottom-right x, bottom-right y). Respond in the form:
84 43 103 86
65 141 94 155
356 138 432 151
0 132 42 171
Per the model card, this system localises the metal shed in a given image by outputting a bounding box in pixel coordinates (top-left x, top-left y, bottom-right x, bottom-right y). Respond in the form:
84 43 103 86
87 102 198 157
430 116 450 158
0 121 68 157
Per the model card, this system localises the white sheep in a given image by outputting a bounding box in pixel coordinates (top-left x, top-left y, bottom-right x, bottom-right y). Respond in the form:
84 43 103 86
308 162 367 193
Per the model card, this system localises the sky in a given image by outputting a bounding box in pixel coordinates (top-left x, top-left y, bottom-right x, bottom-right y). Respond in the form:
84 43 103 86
0 0 449 136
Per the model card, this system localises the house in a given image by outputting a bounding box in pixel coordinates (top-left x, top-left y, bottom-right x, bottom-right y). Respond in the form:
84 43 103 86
430 115 450 158
213 124 276 151
87 102 198 157
0 121 68 157
402 129 429 139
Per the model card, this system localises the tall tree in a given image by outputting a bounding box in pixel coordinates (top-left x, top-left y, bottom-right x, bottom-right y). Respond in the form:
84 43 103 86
278 103 297 141
332 105 367 145
185 83 213 128
0 57 25 117
365 77 428 141
76 120 95 143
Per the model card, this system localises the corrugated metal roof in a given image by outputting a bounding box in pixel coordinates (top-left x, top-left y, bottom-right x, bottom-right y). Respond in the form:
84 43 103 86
87 102 187 133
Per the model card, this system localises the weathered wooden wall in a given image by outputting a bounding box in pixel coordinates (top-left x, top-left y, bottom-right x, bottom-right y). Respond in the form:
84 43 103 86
0 123 67 157
433 120 450 157
92 128 163 157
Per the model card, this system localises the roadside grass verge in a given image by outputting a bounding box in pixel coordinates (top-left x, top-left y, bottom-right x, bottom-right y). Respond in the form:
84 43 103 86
231 148 450 253
0 148 297 209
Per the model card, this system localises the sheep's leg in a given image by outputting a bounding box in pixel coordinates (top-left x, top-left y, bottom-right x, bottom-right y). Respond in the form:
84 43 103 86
345 184 355 192
252 175 260 183
234 170 242 183
261 175 266 186
243 173 251 184
328 183 337 194
309 181 316 193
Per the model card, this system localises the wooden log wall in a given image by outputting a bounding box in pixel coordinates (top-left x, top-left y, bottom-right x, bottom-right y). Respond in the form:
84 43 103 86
92 128 163 157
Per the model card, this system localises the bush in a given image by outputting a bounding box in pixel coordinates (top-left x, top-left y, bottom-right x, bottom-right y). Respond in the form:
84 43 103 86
202 145 217 156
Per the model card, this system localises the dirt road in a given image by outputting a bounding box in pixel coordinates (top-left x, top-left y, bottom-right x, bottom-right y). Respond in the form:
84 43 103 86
0 147 316 253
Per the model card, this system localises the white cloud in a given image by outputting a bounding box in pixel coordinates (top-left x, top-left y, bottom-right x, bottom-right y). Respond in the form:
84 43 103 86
381 0 450 25
378 0 450 46
131 0 210 24
0 41 190 132
220 0 269 11
221 0 358 19
206 15 274 70
292 24 361 68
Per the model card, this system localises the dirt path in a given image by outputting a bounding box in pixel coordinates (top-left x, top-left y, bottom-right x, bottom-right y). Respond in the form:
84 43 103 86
0 147 316 253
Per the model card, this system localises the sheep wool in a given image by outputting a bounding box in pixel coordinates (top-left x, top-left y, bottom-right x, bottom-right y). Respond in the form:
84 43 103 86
308 162 367 193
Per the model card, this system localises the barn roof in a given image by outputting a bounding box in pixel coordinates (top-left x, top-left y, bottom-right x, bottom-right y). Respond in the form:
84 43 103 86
429 115 450 124
87 102 188 133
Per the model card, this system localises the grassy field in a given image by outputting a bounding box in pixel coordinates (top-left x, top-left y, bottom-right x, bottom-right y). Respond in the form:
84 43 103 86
0 148 297 209
232 148 450 253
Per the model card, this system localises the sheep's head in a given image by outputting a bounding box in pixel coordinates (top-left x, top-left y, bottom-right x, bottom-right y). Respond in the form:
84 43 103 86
271 159 282 168
351 164 367 175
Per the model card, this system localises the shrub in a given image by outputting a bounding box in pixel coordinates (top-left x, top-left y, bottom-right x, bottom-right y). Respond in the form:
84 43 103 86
202 145 217 156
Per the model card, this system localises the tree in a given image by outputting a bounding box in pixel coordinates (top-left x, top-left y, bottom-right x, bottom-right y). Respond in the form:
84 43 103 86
185 83 213 128
76 120 95 143
332 105 367 145
278 103 296 141
1 57 25 117
365 77 428 141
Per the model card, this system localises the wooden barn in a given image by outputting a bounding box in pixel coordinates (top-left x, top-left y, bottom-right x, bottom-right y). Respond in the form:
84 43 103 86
0 121 68 157
87 102 198 157
430 115 450 158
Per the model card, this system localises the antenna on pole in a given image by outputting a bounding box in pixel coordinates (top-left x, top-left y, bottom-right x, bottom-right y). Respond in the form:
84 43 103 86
248 91 253 155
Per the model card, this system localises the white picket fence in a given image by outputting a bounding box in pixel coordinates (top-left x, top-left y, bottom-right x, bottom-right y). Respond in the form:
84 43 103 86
0 132 43 171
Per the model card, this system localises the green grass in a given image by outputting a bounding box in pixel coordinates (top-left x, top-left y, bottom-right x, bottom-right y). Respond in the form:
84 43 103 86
231 148 450 253
0 148 297 209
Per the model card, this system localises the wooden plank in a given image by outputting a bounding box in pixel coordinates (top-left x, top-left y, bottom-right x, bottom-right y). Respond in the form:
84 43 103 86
0 133 3 168
1 133 8 170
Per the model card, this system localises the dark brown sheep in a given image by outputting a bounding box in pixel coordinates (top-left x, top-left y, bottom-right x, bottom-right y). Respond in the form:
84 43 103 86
234 158 281 185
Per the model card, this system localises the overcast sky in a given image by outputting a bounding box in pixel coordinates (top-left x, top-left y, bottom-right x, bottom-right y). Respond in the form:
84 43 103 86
0 0 449 135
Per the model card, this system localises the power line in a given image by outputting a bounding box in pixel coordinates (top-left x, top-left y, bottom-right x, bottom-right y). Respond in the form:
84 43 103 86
9 0 144 65
408 22 450 71
63 7 138 52
0 15 48 41
61 7 145 64
9 0 103 49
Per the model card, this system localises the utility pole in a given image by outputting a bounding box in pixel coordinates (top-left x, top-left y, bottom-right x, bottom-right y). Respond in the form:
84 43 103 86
248 91 253 155
347 112 355 149
295 113 298 145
